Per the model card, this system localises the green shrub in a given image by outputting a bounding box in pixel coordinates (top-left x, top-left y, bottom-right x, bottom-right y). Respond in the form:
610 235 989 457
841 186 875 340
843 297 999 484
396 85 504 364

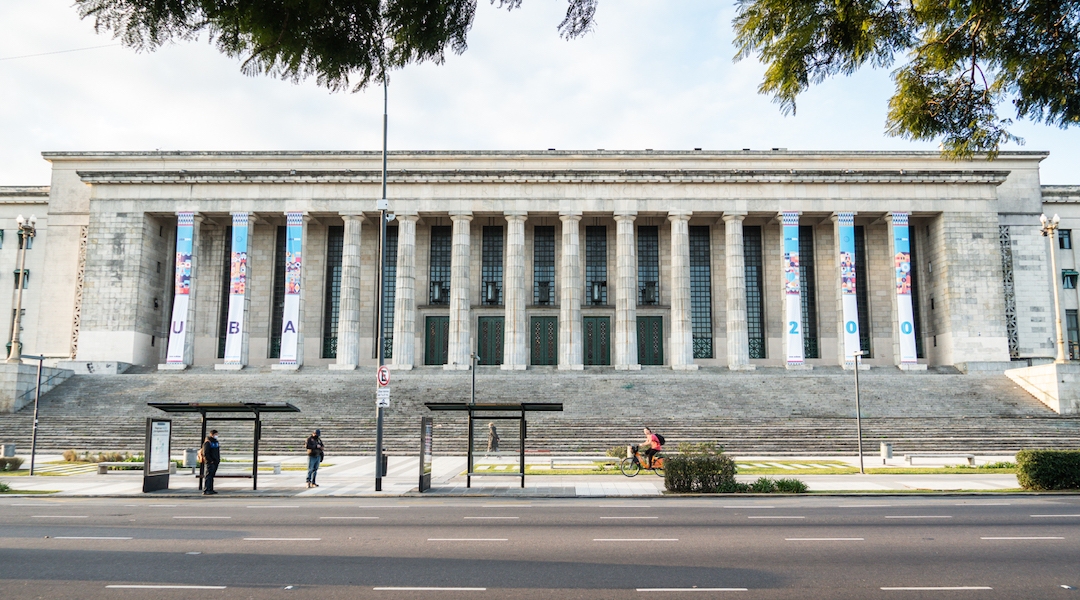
664 453 736 493
774 478 809 493
0 481 10 492
1016 450 1080 490
606 446 630 459
980 461 1016 470
0 457 25 471
62 450 78 462
749 477 777 493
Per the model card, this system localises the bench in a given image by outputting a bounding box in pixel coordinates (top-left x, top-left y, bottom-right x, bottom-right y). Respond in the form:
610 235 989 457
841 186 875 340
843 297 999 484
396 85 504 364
903 453 976 467
97 462 177 474
197 462 283 477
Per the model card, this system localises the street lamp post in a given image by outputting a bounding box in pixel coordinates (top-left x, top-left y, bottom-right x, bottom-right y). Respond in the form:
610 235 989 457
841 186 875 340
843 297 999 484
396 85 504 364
1041 214 1068 363
374 77 390 493
7 214 36 363
852 350 866 474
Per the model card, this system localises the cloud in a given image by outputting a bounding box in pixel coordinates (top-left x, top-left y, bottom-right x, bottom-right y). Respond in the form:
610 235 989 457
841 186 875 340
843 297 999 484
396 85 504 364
0 0 1074 185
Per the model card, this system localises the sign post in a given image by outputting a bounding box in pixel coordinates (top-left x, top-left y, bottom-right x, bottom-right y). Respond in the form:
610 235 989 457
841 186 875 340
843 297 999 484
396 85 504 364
419 416 433 492
143 418 172 493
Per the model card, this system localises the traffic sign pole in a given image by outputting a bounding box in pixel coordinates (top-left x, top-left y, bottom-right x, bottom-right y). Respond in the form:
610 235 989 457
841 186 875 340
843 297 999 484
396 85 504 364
374 76 389 493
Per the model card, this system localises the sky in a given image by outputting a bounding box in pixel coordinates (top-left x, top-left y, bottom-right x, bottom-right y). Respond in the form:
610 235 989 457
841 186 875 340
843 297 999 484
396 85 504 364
0 0 1076 186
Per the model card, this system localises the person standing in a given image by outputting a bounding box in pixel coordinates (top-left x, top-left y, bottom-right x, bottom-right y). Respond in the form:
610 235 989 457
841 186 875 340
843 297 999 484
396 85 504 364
201 429 221 496
487 422 500 453
306 429 325 488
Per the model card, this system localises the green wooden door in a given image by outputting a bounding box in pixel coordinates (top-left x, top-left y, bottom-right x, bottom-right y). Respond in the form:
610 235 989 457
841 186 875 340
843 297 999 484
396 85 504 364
583 316 610 366
477 316 504 365
424 316 449 365
530 316 558 366
637 316 664 365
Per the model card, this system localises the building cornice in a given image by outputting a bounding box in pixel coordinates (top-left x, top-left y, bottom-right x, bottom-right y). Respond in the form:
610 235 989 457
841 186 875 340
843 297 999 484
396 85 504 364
0 186 50 197
1043 185 1080 203
75 169 1012 186
45 149 1051 159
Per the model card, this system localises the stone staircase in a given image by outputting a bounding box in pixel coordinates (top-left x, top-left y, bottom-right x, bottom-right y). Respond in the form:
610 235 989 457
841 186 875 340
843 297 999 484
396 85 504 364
0 366 1077 457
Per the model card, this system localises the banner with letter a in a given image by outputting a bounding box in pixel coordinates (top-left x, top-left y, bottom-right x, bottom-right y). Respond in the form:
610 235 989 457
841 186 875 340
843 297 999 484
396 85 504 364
892 212 918 364
166 212 195 364
223 213 249 364
782 211 804 366
837 212 861 365
278 212 304 365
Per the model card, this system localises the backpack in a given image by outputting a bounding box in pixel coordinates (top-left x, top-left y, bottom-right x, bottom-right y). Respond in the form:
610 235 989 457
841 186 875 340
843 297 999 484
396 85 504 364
655 433 666 446
196 447 205 464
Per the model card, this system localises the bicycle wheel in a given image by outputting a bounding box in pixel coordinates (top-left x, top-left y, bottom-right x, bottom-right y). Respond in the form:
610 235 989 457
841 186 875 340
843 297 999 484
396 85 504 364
653 463 664 477
619 457 641 477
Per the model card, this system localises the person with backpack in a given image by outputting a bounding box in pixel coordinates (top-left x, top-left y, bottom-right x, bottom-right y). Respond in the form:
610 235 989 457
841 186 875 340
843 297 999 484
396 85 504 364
305 429 325 488
639 427 664 469
199 430 221 496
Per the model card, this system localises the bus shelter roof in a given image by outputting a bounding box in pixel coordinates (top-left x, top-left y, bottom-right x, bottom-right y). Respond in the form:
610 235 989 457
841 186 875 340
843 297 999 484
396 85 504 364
148 402 301 414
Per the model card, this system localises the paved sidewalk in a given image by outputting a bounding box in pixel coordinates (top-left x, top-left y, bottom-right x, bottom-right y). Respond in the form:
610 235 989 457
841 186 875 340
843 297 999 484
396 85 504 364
0 454 1022 497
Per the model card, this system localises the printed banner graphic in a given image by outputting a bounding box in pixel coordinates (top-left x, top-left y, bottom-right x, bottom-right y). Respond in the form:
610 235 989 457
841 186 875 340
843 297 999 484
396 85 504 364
166 212 194 364
837 212 861 363
892 212 918 364
223 213 249 364
782 211 804 364
279 212 304 364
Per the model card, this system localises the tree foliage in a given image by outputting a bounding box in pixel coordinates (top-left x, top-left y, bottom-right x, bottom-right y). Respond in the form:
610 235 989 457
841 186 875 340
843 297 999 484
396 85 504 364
75 0 598 91
733 0 1080 158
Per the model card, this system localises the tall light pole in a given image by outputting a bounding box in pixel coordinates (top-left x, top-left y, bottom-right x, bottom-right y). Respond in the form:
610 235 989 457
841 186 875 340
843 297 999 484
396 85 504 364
7 214 36 363
1041 214 1068 363
852 350 865 474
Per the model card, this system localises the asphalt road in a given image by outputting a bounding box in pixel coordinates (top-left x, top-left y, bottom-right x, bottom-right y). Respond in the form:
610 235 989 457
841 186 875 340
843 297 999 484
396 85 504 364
2 495 1079 599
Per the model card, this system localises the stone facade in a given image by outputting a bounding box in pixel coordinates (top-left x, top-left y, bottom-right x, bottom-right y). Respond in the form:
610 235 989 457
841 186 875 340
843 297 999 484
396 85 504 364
0 149 1072 373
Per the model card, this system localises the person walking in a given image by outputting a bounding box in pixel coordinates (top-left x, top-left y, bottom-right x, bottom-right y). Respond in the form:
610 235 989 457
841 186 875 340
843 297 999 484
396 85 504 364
305 429 325 488
200 429 221 496
487 422 500 453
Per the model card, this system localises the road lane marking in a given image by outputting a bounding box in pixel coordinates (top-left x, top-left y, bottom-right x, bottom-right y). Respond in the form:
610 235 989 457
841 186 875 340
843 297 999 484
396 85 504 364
955 503 1010 506
786 538 864 541
601 516 659 519
1031 514 1080 518
636 588 747 592
427 538 507 542
598 504 652 508
124 504 177 507
748 516 804 519
885 516 952 519
107 585 227 590
881 587 991 591
174 516 231 519
481 504 532 507
358 505 410 508
374 588 487 591
246 505 299 509
464 516 519 519
244 538 321 541
724 506 774 509
32 515 88 518
839 504 894 508
594 538 678 542
55 536 133 540
981 537 1064 540
320 516 379 520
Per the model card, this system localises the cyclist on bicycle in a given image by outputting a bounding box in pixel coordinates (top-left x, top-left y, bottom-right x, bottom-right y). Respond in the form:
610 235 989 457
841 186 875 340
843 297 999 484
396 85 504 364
638 427 662 468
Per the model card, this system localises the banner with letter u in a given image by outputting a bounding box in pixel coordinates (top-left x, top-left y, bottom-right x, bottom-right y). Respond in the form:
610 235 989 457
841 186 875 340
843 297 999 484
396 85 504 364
782 211 804 365
837 212 861 365
278 212 304 365
223 213 249 364
166 212 195 364
892 212 918 364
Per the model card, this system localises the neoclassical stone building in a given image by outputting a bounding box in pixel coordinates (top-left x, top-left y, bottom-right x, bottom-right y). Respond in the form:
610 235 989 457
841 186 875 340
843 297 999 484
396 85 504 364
2 149 1071 374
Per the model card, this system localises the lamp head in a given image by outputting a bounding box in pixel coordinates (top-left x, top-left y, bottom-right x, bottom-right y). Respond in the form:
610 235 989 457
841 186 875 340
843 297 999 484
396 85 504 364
28 215 36 227
1053 214 1061 226
16 215 23 227
1041 214 1049 226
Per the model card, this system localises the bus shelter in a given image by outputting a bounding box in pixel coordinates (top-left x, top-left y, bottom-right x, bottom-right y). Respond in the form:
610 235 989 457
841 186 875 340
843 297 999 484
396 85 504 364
148 402 300 491
424 402 562 488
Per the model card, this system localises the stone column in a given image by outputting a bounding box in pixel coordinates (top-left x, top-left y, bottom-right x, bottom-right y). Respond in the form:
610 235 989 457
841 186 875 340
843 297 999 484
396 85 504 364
391 213 419 370
724 213 754 370
559 212 584 370
329 214 363 370
614 213 640 370
669 212 697 370
445 212 473 370
502 212 528 370
160 212 202 370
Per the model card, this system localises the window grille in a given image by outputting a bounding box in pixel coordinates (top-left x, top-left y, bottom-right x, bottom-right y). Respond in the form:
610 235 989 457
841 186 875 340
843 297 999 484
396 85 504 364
854 226 873 358
428 226 452 304
999 225 1019 359
381 226 398 359
798 226 819 359
689 226 713 358
638 226 660 305
269 225 286 358
1061 229 1073 250
481 226 504 305
1068 309 1080 360
744 226 765 358
217 226 233 359
533 226 555 305
585 226 607 305
322 226 344 359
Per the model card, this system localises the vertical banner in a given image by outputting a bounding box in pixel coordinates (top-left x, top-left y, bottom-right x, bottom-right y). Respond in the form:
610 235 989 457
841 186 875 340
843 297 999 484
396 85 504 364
782 211 804 365
278 212 304 365
838 212 861 364
892 212 918 364
166 212 194 364
223 213 249 364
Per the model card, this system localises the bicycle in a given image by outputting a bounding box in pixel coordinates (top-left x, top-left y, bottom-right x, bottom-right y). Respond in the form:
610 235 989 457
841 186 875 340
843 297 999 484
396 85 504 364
619 445 664 477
